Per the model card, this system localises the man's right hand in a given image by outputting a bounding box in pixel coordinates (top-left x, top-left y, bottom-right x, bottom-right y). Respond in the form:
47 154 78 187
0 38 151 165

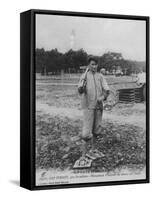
78 86 85 94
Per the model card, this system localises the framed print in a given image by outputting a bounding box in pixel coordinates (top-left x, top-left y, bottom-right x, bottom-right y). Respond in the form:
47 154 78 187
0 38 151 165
20 9 149 190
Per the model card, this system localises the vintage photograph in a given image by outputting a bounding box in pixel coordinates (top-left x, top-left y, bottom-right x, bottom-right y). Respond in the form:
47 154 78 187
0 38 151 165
35 13 147 186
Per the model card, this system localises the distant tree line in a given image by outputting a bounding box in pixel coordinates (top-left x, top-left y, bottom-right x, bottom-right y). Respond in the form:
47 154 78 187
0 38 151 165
36 48 145 75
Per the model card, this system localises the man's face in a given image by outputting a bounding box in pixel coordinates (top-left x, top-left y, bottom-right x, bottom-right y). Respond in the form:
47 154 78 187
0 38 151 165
89 60 97 73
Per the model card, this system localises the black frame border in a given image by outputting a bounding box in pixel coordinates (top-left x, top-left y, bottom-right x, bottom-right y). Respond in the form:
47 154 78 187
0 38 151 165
20 9 150 190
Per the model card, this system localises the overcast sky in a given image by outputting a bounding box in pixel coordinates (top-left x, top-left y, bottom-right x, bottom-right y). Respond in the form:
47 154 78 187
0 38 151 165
36 14 146 61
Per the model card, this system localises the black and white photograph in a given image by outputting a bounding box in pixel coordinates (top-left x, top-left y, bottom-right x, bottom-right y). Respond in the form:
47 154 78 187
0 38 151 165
35 11 149 187
1 0 153 198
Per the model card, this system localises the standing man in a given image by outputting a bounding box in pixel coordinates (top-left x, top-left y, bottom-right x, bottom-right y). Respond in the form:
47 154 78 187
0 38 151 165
136 70 146 101
78 57 110 160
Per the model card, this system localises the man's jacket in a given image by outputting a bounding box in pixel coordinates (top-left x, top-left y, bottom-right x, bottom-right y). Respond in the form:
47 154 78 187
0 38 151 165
78 71 109 109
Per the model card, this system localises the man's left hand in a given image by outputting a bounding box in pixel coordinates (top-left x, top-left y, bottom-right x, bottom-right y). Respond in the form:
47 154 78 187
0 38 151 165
97 96 104 103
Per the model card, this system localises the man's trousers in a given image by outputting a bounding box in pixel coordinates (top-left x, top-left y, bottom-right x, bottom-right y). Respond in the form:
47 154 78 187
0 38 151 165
81 108 103 140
